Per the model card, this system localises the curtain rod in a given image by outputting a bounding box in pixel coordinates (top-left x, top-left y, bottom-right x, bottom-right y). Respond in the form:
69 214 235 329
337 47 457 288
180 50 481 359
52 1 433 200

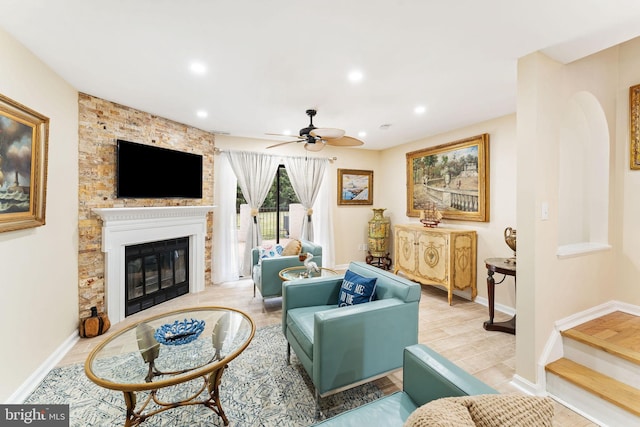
213 147 337 162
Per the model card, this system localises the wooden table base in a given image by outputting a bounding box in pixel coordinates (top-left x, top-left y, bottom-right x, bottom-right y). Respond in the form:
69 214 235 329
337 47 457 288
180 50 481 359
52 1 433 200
483 314 516 335
122 367 228 427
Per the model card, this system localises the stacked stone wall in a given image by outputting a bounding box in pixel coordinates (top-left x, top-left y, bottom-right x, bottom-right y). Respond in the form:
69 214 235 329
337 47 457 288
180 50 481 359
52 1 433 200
78 93 215 318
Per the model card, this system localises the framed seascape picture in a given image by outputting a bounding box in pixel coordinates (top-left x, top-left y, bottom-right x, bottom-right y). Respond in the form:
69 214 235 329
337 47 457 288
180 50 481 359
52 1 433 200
337 169 373 205
406 133 489 222
0 94 49 233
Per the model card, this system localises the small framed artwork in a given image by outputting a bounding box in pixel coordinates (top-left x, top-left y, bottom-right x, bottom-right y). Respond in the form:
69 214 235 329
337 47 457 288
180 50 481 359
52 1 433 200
0 93 49 233
406 133 489 222
630 84 640 169
337 169 373 205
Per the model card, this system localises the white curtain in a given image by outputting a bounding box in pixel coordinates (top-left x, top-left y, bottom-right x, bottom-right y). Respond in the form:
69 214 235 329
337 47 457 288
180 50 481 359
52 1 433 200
311 167 335 267
283 156 328 241
225 150 279 276
212 155 240 283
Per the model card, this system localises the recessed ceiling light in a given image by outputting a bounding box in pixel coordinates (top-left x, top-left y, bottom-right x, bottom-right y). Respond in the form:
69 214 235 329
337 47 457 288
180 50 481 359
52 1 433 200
348 70 363 83
283 129 292 136
196 110 208 118
414 105 427 114
190 62 207 75
358 131 367 138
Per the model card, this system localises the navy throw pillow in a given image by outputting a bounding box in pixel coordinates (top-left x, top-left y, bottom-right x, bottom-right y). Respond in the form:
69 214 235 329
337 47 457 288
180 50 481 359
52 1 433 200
338 270 377 307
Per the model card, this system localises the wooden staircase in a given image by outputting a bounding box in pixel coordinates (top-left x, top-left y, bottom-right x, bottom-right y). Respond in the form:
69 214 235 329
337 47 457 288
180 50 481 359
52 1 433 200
545 311 640 426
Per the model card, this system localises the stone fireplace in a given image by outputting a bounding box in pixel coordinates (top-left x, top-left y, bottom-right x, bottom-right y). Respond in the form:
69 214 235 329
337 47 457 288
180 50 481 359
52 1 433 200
93 206 215 324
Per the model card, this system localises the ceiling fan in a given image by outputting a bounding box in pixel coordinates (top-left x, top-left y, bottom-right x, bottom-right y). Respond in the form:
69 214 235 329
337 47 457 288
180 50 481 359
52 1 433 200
266 109 364 151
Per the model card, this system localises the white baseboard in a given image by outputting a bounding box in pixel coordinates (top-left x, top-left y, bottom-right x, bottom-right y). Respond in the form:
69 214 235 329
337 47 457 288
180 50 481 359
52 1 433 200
510 373 543 395
5 331 80 404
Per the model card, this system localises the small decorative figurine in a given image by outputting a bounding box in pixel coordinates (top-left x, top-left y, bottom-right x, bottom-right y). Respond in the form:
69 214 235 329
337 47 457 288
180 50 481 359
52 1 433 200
302 252 320 276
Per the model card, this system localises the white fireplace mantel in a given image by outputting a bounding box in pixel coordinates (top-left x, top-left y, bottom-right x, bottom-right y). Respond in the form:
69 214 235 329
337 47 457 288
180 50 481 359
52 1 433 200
93 206 215 324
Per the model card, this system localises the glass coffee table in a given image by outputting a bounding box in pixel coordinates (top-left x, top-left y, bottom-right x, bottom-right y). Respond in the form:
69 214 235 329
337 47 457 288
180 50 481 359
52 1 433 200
85 306 255 426
279 266 339 281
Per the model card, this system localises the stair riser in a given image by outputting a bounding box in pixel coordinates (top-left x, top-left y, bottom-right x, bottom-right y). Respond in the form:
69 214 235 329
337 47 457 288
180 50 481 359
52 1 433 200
546 373 640 427
563 338 640 389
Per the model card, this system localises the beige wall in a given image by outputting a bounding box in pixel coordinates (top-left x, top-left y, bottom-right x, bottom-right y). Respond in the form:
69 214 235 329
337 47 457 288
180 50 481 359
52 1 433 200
0 28 79 401
617 37 640 305
515 39 640 384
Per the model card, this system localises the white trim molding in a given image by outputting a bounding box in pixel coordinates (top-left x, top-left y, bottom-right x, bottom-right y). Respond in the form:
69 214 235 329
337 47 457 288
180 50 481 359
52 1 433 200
93 206 215 325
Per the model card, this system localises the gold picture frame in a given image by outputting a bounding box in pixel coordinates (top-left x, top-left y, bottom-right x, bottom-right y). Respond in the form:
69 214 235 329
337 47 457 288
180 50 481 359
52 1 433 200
630 84 640 169
0 94 49 233
337 169 373 205
406 133 489 222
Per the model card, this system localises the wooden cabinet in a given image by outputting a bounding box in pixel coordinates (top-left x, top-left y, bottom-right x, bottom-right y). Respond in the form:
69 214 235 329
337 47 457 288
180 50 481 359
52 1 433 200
394 224 477 305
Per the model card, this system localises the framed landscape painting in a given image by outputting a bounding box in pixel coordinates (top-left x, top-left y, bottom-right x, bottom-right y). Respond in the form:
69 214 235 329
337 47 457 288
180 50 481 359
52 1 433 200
0 94 49 233
406 133 489 222
630 84 640 169
337 169 373 205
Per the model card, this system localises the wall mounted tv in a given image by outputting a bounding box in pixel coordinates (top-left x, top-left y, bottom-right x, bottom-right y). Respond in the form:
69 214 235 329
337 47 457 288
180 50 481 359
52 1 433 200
116 139 203 198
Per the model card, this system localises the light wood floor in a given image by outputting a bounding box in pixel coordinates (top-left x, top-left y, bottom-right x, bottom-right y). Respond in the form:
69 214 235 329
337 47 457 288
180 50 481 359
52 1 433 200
61 277 596 426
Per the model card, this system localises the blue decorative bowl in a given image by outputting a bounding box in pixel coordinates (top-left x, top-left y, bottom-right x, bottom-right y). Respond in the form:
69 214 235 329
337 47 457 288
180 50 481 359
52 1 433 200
155 318 206 346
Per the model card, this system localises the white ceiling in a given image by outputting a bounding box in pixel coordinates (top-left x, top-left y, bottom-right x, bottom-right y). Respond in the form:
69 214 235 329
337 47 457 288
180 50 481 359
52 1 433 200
2 0 640 150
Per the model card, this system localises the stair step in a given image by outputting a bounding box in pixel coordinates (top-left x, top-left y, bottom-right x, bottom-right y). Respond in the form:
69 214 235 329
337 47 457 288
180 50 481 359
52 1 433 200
545 357 640 417
561 328 640 366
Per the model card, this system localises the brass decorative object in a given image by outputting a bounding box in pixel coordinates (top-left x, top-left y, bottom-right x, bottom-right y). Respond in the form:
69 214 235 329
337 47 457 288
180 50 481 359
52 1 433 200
504 227 516 263
366 208 392 270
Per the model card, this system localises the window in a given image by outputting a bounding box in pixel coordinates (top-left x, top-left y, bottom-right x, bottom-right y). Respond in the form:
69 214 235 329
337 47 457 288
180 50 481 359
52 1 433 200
236 165 300 242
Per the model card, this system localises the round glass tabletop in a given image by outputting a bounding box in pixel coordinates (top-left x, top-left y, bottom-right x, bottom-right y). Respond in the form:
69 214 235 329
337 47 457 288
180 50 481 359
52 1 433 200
85 306 255 391
279 266 339 281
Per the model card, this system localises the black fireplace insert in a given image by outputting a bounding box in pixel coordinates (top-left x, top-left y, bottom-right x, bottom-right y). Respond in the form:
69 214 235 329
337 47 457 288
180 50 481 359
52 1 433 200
125 237 189 317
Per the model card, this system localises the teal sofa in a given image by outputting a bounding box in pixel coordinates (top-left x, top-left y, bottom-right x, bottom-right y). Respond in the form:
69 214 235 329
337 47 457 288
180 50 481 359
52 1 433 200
251 239 322 299
282 261 421 412
312 344 498 425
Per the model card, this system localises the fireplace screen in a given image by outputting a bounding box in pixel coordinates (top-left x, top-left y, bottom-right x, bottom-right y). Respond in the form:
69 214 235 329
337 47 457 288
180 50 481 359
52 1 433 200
125 237 189 316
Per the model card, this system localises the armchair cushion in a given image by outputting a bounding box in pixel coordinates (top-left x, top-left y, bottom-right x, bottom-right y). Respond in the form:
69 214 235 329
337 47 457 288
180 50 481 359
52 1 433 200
338 269 377 307
282 239 302 256
403 397 475 426
404 394 554 427
258 243 284 260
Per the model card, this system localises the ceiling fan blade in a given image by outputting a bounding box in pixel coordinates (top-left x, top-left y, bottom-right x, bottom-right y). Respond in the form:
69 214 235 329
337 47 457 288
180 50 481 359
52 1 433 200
326 135 364 147
265 132 297 137
309 128 345 140
266 139 301 149
304 141 325 152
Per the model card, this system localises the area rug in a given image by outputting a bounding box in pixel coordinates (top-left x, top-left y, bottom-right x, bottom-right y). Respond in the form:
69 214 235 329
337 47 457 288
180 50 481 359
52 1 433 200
25 324 384 426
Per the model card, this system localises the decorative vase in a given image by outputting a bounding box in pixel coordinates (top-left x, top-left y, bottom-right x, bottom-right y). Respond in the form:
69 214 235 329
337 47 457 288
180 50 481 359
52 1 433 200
368 208 391 258
504 227 516 263
79 306 111 338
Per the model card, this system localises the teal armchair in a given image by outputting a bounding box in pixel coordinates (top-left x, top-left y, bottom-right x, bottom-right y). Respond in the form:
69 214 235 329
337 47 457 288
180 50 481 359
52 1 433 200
282 261 421 415
251 239 322 299
312 344 498 425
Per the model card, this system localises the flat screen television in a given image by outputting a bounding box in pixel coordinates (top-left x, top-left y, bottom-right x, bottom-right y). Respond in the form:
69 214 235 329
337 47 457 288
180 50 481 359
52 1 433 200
116 139 203 198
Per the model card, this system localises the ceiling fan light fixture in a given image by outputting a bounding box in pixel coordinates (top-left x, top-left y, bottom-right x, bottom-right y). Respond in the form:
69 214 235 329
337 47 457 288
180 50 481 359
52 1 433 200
304 141 325 152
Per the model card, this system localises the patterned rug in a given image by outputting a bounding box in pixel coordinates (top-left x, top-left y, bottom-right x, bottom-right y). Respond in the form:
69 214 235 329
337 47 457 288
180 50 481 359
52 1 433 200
25 324 384 426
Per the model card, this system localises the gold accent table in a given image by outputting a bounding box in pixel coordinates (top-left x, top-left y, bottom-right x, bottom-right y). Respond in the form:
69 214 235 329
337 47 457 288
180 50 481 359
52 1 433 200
85 307 255 426
394 224 477 305
279 266 339 281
